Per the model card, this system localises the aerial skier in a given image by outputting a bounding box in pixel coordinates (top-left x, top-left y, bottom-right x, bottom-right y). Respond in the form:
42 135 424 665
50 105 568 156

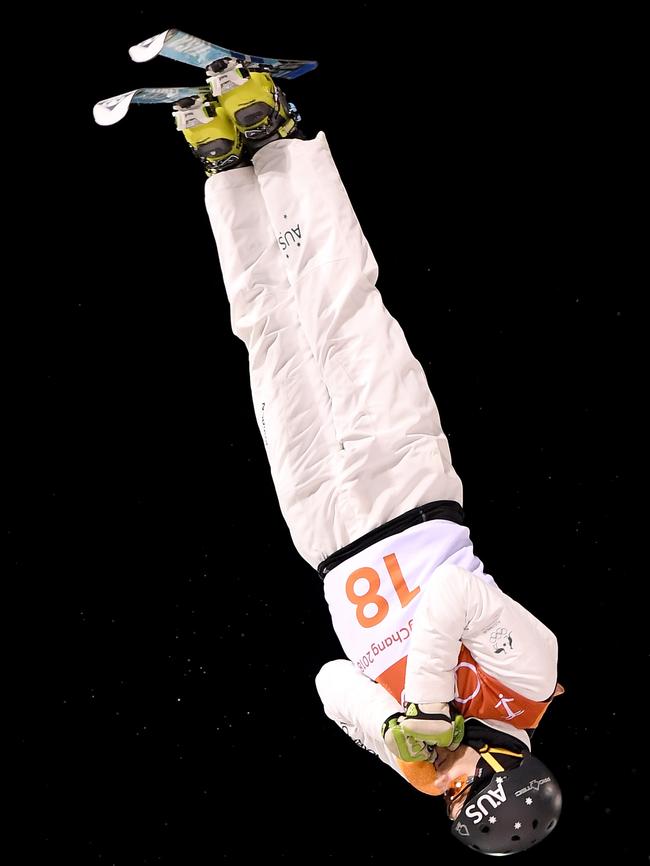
168 57 563 855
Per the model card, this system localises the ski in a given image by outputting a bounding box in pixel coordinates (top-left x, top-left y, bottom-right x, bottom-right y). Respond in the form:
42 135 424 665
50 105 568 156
93 86 209 126
129 29 318 80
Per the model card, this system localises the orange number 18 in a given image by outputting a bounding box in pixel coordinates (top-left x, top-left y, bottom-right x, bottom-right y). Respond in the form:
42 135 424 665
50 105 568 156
345 553 420 628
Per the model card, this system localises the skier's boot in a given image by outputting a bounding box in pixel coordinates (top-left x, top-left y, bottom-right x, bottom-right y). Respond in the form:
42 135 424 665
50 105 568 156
173 95 246 175
401 702 465 751
205 59 303 155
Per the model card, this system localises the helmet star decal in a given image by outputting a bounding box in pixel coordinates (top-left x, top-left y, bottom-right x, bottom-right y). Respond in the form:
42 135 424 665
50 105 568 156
514 822 522 829
488 816 497 824
525 797 533 805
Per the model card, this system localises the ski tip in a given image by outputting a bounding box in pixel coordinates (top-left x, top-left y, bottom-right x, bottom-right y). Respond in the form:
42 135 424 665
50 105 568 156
129 30 171 63
93 90 138 126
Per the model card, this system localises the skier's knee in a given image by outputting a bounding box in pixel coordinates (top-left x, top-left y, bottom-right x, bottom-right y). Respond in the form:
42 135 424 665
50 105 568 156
315 659 356 698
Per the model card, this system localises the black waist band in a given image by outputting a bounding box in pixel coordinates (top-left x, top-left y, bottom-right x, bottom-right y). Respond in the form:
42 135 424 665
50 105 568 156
317 500 465 579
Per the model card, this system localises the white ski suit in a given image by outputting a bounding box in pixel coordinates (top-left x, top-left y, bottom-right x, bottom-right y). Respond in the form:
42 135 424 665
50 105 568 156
205 132 559 785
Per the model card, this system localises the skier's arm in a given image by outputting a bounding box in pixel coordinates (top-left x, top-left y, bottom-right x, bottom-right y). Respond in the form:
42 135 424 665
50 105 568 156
404 563 476 704
316 659 401 759
315 660 446 795
315 659 402 764
405 563 558 704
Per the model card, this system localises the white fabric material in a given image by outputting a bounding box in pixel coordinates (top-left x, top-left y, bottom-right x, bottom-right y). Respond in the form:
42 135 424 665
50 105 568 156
315 659 408 778
317 567 557 761
204 135 554 765
315 658 531 781
405 563 558 709
205 165 341 565
324 521 492 688
204 132 462 568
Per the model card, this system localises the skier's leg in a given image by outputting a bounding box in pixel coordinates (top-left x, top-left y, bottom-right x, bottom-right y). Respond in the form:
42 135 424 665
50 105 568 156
252 133 463 546
205 166 361 566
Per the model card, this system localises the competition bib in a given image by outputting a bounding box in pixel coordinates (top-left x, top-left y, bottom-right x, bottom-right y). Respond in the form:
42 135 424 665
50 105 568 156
323 520 491 702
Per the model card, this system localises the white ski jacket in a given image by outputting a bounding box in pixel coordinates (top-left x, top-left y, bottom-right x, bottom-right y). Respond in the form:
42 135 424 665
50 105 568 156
316 556 559 784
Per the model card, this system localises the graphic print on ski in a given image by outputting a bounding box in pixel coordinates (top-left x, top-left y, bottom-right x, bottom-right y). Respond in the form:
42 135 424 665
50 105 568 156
93 87 211 126
93 29 317 126
129 29 318 79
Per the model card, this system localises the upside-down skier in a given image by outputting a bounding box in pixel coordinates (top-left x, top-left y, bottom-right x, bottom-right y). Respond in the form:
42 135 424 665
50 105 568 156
147 52 563 855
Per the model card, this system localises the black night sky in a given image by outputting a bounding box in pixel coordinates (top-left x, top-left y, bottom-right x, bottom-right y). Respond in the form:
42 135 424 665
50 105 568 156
10 5 640 863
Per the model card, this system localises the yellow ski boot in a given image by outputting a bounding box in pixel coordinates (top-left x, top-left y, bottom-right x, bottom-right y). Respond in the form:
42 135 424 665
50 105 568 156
173 95 245 175
205 59 302 154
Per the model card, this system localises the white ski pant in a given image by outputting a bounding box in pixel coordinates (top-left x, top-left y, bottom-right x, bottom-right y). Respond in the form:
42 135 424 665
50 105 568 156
205 132 462 568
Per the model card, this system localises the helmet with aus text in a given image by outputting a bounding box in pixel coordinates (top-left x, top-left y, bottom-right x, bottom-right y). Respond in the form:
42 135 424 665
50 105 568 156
451 754 562 855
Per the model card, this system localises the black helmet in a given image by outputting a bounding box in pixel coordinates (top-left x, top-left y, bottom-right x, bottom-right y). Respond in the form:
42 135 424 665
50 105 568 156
451 754 562 855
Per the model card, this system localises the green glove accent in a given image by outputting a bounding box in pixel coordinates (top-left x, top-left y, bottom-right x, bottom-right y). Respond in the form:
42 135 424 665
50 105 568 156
448 714 465 751
401 705 466 751
382 715 432 763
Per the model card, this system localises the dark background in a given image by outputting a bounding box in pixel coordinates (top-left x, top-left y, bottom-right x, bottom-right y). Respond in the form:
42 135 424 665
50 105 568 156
9 4 640 863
